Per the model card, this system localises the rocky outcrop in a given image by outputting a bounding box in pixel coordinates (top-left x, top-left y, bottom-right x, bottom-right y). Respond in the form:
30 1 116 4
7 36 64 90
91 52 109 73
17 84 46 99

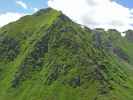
125 30 133 42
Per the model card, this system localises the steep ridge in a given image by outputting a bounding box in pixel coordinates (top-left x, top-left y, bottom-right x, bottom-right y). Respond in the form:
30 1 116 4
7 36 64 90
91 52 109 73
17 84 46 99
0 8 133 100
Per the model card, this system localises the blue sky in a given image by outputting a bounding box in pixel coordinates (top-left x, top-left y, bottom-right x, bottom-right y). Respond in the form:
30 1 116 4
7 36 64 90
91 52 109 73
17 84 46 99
0 0 48 14
115 0 133 9
0 0 133 32
0 0 133 14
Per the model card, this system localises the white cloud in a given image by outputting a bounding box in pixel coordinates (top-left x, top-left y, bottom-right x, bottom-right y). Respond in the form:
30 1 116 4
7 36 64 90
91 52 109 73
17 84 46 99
16 1 39 12
33 8 39 12
0 0 38 28
0 12 25 27
16 1 28 9
48 0 133 32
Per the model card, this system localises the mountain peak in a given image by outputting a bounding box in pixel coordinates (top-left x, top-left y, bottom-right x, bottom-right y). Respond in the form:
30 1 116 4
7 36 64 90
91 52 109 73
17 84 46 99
34 7 56 16
0 7 133 100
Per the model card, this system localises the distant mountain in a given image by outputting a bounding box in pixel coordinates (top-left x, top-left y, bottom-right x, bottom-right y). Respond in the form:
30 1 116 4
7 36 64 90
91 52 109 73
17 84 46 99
0 8 133 100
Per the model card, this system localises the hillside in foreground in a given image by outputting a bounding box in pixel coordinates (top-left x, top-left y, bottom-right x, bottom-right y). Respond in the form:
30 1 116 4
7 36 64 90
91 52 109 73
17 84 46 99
0 8 133 100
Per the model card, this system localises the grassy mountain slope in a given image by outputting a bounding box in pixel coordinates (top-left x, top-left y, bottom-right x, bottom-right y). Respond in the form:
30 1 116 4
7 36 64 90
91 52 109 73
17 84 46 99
0 8 133 100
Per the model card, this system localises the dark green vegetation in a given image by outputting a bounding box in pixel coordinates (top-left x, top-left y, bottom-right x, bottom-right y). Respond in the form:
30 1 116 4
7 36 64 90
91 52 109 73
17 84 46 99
0 8 133 100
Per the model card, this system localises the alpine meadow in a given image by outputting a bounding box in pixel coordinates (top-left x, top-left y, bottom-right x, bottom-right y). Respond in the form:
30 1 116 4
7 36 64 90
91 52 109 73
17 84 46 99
0 8 133 100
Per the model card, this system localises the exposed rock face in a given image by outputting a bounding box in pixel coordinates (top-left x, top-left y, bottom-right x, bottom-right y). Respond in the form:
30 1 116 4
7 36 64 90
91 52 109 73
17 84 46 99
0 8 133 100
92 30 102 48
113 47 129 62
0 36 20 61
125 30 133 42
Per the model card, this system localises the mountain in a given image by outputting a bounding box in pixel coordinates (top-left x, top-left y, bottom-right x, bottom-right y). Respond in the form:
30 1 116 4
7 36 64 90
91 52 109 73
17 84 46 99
0 8 133 100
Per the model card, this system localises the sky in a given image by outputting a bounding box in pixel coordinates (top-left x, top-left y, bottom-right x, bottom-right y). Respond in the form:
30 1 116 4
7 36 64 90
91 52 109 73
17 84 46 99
0 0 133 32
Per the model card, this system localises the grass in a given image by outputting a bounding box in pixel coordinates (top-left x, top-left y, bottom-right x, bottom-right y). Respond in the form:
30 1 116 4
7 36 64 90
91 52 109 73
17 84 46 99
0 8 133 100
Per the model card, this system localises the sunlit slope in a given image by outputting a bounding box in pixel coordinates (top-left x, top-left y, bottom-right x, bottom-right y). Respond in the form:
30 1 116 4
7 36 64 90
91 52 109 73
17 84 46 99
0 8 133 100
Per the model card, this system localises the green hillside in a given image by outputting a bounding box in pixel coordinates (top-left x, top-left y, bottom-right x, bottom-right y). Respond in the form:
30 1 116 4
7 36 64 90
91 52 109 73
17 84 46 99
0 8 133 100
